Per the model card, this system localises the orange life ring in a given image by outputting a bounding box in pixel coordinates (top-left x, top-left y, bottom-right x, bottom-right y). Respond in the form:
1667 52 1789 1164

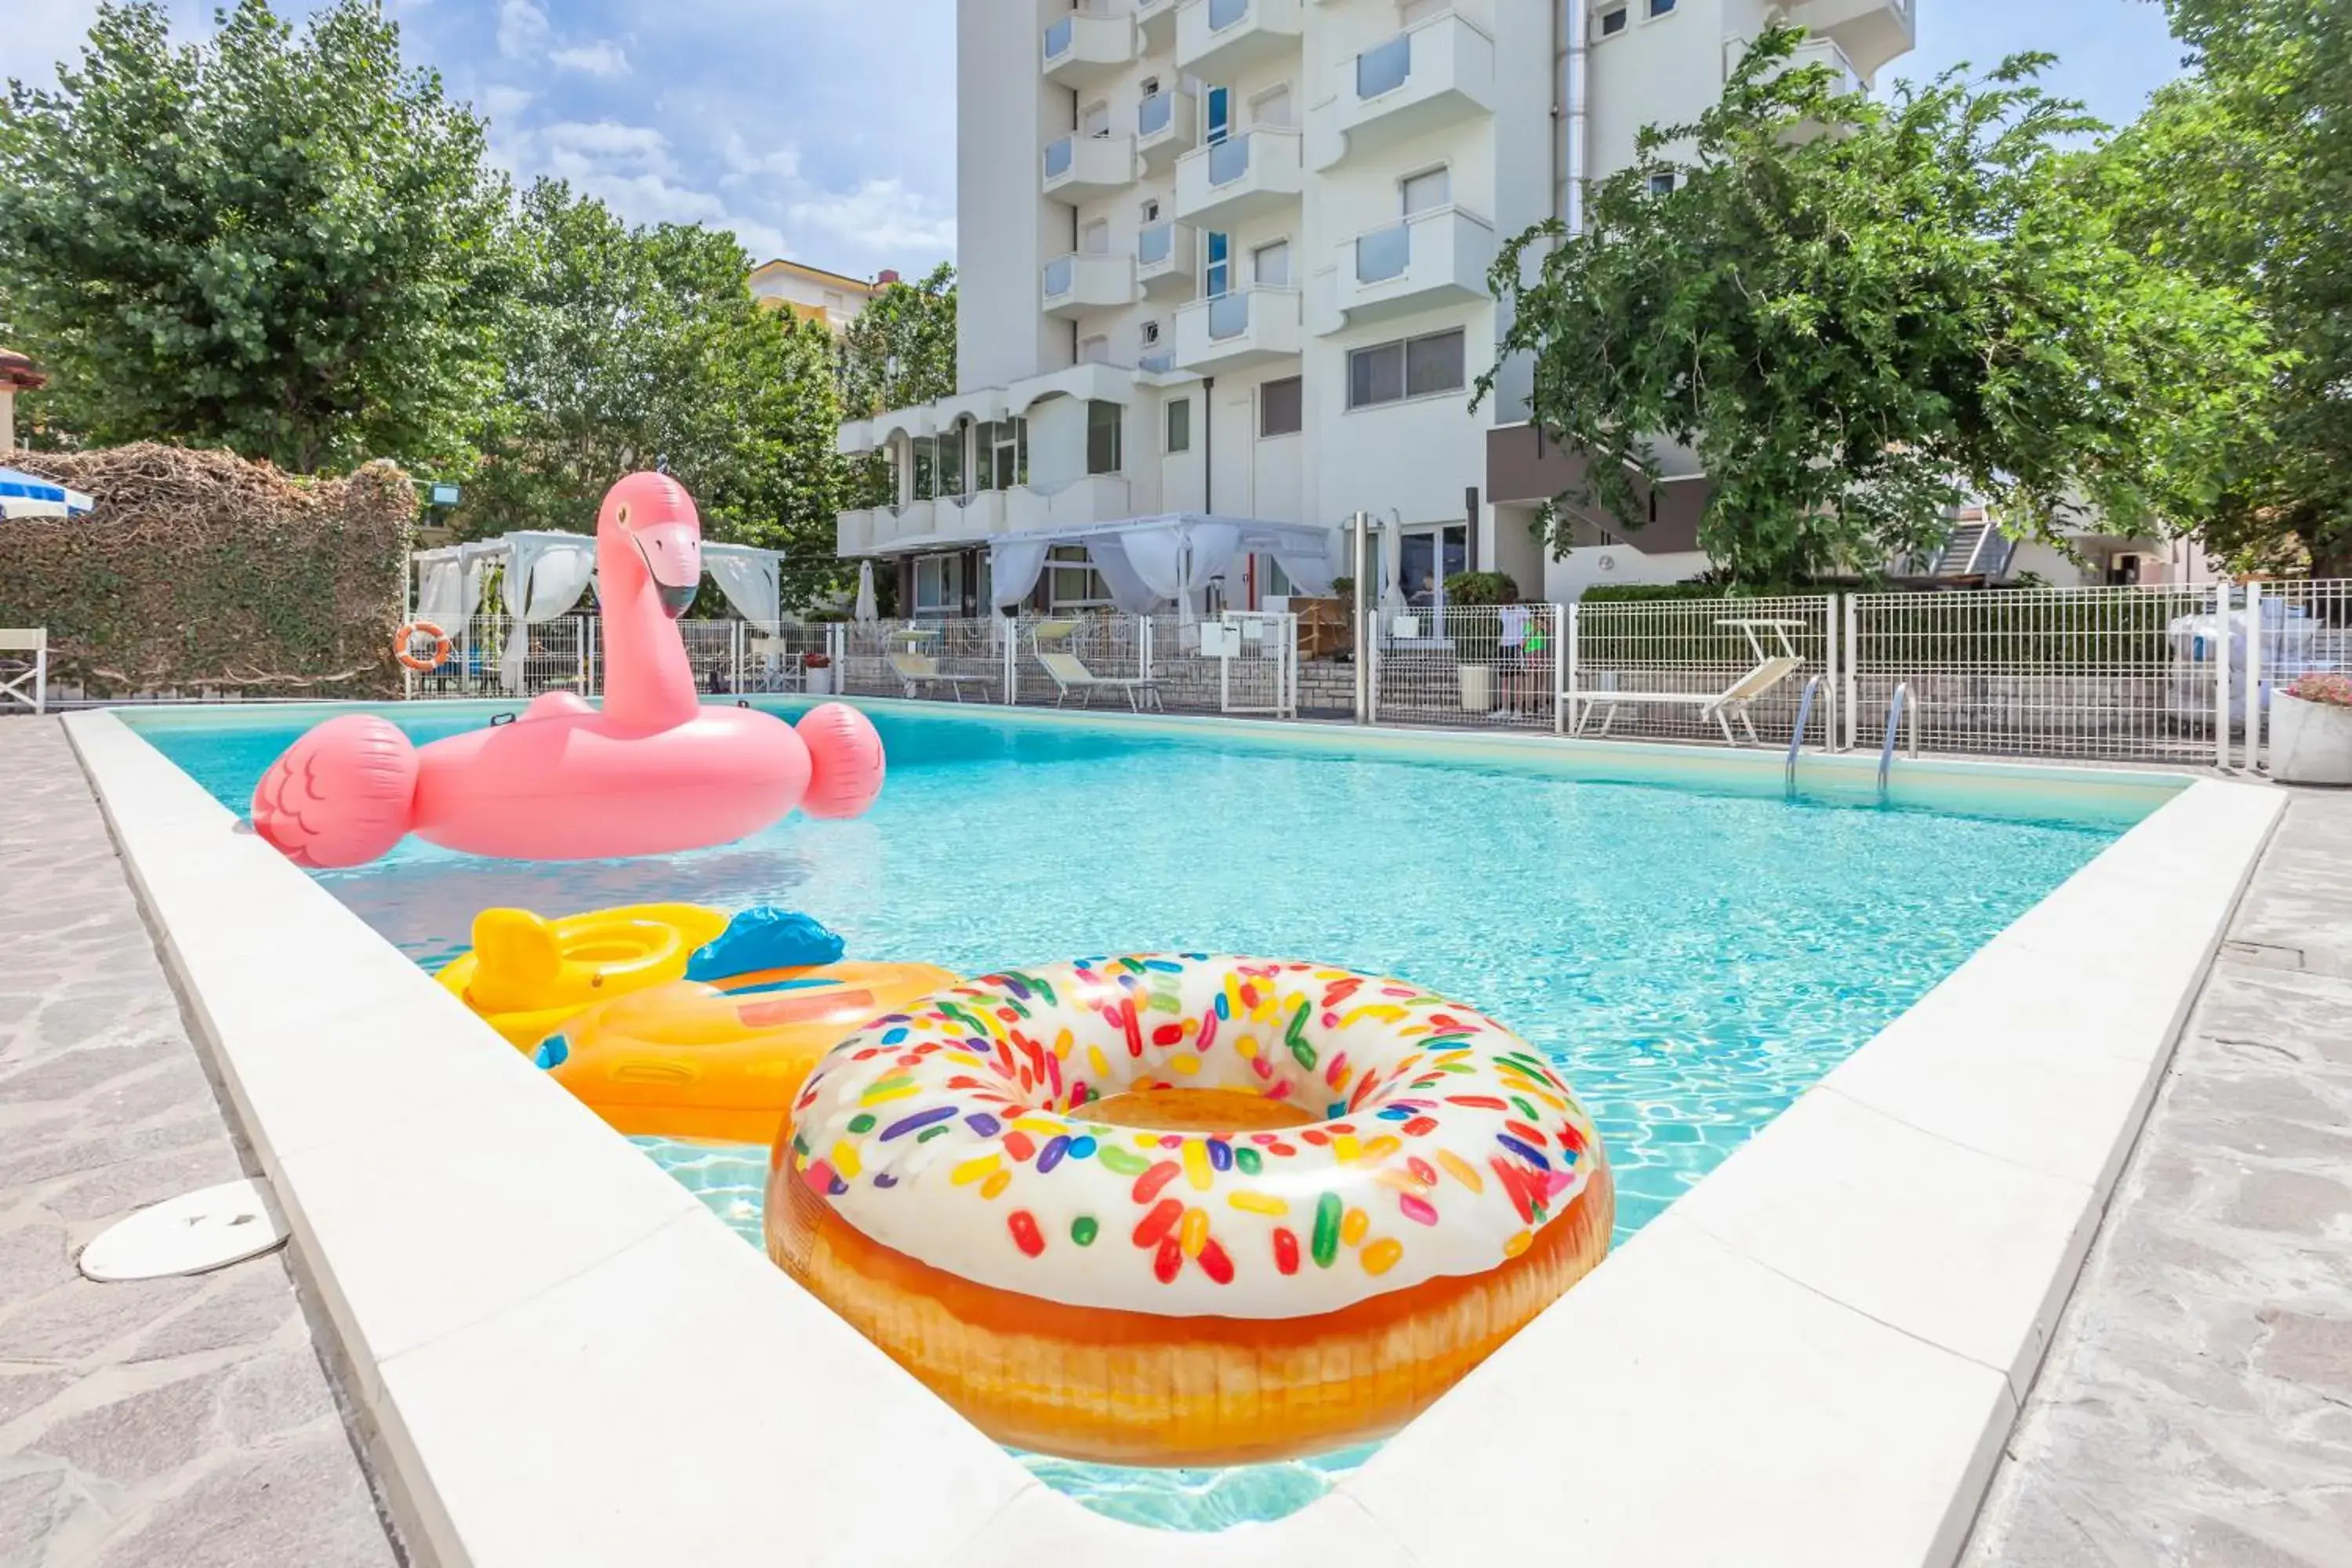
395 619 452 672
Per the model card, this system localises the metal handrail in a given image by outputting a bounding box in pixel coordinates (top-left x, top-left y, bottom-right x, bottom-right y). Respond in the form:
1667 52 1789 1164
1784 675 1821 795
1878 682 1915 800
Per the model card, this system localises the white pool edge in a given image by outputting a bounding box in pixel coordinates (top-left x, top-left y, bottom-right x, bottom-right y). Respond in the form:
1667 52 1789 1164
62 707 2282 1568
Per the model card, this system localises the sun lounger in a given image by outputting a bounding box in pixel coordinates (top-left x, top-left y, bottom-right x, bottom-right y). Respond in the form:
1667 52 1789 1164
887 633 993 702
1031 620 1164 713
1571 619 1807 746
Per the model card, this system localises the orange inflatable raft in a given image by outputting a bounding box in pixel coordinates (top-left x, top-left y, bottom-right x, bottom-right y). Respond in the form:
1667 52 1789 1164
551 960 961 1143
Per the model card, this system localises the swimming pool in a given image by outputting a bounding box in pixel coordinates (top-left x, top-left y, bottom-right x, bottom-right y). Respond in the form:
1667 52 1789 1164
132 699 2148 1530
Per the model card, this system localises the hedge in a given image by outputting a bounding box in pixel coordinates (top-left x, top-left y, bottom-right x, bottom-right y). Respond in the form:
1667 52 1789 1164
0 444 416 698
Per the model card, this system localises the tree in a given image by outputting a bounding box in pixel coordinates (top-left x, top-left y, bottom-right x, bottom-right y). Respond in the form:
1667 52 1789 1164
2099 0 2352 575
463 180 844 605
0 0 511 474
1480 25 2274 586
835 263 956 514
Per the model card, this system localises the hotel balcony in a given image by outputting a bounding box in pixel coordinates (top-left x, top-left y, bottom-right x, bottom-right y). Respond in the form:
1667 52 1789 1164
1136 0 1179 52
1174 286 1303 374
1781 0 1916 81
1136 89 1199 171
1328 207 1497 330
1308 13 1497 172
935 489 1008 541
836 419 873 458
835 508 875 557
1175 0 1304 80
1174 127 1303 227
870 499 935 553
1135 221 1198 297
1042 11 1138 89
1007 476 1133 533
1784 34 1866 97
1043 132 1138 203
1043 252 1139 318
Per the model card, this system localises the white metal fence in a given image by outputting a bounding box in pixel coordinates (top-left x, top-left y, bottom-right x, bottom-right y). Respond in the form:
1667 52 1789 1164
397 584 2352 775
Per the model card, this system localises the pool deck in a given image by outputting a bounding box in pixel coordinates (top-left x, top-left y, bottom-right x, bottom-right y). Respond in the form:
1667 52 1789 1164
1963 789 2352 1568
0 719 397 1566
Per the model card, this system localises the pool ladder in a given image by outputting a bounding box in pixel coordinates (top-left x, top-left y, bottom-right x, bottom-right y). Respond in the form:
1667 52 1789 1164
1784 677 1823 797
1878 684 1918 801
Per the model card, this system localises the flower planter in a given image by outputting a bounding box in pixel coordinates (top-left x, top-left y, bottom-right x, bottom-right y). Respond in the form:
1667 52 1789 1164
804 666 835 696
2270 691 2352 785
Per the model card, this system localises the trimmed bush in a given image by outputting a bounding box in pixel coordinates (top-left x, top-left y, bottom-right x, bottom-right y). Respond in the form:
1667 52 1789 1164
0 444 415 697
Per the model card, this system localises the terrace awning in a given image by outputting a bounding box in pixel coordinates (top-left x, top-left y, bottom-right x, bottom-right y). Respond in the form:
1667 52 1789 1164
985 513 1340 618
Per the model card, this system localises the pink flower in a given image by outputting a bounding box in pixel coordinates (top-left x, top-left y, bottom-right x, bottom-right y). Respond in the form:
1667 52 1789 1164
2285 672 2352 710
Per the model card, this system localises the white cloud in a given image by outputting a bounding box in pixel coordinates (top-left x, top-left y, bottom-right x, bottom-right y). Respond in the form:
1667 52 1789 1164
786 179 956 256
550 41 631 79
495 0 548 60
718 131 801 183
481 84 535 121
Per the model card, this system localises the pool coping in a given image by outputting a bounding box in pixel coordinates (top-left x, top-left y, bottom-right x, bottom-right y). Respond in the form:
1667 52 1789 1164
62 704 2282 1567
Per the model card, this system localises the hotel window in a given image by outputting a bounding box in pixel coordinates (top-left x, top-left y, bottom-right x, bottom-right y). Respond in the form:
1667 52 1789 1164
913 554 963 618
1167 397 1192 453
936 425 965 498
1204 230 1231 296
1649 172 1679 197
1047 545 1112 610
975 418 1027 491
1252 238 1292 288
1401 165 1450 216
1079 334 1111 364
1648 0 1677 15
1347 328 1466 409
1081 218 1110 254
1205 85 1231 144
1250 84 1294 129
1080 100 1111 139
1599 7 1628 36
1259 376 1303 437
1087 399 1123 474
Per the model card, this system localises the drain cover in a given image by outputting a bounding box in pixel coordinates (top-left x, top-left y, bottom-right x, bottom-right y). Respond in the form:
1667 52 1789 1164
78 1178 289 1281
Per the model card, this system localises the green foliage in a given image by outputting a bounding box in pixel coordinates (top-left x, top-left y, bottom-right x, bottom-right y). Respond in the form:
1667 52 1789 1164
0 0 511 474
1579 582 1796 604
0 445 414 696
833 263 956 515
2097 0 2352 575
1481 25 2276 588
1440 571 1520 607
460 180 844 607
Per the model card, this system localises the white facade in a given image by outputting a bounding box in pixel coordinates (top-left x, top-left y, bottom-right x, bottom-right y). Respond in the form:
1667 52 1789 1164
840 0 1918 615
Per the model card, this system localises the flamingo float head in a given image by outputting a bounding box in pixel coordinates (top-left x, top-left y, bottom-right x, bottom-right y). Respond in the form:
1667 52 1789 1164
600 471 703 618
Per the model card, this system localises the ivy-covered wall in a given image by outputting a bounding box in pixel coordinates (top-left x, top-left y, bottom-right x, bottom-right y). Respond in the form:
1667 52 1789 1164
0 445 414 698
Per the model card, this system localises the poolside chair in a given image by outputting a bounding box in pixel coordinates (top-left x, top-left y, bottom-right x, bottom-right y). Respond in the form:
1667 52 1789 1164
887 630 993 702
1031 619 1164 713
1571 619 1806 747
0 629 46 715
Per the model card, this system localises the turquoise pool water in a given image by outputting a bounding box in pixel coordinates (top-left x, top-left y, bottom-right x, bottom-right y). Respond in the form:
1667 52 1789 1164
135 701 2144 1530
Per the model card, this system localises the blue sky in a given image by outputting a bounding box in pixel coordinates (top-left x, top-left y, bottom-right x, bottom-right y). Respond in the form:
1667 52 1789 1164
4 1 2188 282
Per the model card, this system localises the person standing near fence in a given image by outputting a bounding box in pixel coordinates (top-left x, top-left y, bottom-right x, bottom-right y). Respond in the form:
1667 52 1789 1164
1497 597 1530 717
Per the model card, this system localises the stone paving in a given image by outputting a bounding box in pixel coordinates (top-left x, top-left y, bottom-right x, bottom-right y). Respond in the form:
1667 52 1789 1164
1965 789 2352 1567
0 719 397 1568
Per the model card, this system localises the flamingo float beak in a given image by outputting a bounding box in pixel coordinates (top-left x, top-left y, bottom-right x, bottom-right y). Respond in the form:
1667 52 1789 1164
633 521 702 618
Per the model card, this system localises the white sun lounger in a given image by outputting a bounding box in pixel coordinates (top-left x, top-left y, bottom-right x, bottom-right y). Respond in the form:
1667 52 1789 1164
0 629 46 715
1031 620 1164 712
887 632 993 702
1572 619 1807 747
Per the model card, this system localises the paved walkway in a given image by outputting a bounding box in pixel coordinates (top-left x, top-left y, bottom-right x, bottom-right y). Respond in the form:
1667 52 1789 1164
0 720 396 1567
1965 790 2352 1566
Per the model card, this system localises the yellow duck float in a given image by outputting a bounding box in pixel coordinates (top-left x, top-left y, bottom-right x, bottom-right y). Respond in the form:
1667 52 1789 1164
437 902 957 1144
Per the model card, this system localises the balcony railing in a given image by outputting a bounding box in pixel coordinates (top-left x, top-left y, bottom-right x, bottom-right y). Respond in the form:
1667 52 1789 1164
1138 224 1175 268
1208 0 1247 27
1139 93 1175 139
1357 31 1410 98
1044 16 1073 60
1044 255 1075 297
1356 222 1410 284
1208 135 1252 186
1044 137 1074 180
1207 292 1251 341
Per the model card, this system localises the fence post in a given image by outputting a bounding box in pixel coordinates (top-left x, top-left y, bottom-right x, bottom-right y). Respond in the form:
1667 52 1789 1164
2214 583 2232 771
1842 594 1859 752
1003 617 1018 706
2243 580 2263 772
1352 511 1370 725
575 615 587 693
1562 601 1579 737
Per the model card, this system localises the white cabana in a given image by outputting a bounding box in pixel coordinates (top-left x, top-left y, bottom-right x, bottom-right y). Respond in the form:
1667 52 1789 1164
408 531 786 692
985 514 1340 622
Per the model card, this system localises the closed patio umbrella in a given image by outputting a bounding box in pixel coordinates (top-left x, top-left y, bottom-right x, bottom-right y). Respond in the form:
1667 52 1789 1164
854 559 878 624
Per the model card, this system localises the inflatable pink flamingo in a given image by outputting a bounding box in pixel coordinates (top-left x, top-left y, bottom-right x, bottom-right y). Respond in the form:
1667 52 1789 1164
252 472 885 869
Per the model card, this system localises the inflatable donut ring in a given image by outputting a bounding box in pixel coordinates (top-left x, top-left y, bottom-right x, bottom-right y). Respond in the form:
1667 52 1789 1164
765 954 1613 1468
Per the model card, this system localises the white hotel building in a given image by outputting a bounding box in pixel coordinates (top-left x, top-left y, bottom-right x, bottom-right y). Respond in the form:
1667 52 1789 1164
835 0 1917 619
